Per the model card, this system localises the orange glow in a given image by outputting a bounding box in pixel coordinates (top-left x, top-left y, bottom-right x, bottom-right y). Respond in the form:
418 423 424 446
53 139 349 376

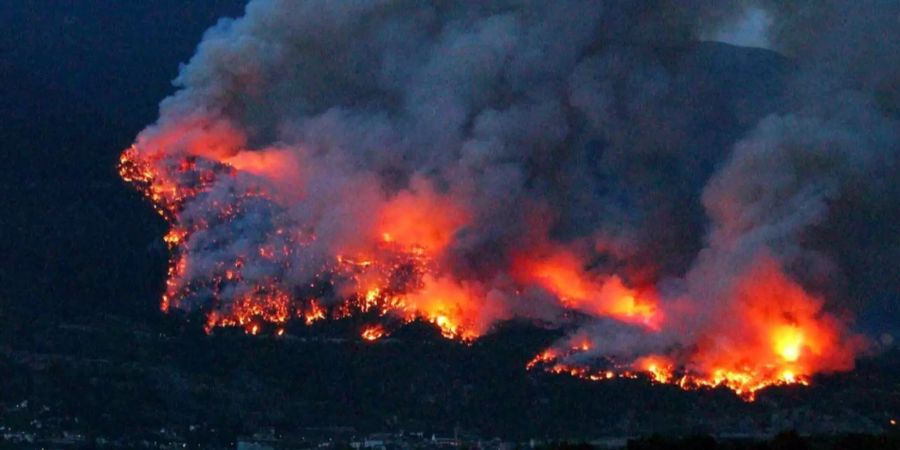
304 300 326 325
361 325 386 341
163 228 188 246
224 148 305 201
772 325 804 362
514 249 663 329
525 258 861 400
678 259 858 399
120 131 863 402
377 180 469 253
572 338 592 352
525 252 591 300
527 349 559 370
204 289 292 334
363 288 381 311
135 117 246 163
635 355 674 384
402 275 482 340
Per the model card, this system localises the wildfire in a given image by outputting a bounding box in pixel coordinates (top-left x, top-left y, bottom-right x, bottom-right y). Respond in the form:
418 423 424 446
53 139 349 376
524 259 860 400
526 349 558 370
304 300 326 325
361 325 386 341
120 137 860 402
525 348 810 401
377 180 469 254
514 250 663 330
120 138 483 340
772 325 804 363
204 288 292 334
636 356 674 384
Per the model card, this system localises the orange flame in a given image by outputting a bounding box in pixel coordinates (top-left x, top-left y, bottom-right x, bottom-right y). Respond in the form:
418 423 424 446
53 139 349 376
377 179 469 254
361 325 386 341
120 137 862 401
402 275 483 340
304 300 326 325
514 249 663 329
525 257 862 400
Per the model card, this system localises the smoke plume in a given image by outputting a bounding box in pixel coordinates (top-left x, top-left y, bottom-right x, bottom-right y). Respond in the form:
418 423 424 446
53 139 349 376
122 0 899 399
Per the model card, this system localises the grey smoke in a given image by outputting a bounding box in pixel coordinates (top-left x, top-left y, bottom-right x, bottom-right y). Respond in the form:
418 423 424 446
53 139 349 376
132 0 899 364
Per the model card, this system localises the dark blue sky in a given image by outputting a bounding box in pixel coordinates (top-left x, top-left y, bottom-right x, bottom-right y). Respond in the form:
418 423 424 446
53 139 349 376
1 1 246 129
0 2 246 320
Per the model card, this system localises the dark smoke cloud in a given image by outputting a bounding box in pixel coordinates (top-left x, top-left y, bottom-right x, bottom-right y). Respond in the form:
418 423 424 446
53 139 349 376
132 0 899 363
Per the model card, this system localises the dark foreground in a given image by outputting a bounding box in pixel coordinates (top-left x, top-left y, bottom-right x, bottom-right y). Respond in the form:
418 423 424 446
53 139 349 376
1 308 898 447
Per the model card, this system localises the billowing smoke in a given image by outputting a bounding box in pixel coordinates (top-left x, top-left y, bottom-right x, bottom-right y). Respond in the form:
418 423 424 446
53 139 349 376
121 0 899 399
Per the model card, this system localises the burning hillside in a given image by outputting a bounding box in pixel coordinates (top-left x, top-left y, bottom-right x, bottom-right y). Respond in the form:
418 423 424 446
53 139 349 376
121 1 898 400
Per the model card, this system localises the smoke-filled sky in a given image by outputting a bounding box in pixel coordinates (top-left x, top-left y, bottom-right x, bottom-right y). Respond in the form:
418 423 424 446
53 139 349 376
122 0 899 397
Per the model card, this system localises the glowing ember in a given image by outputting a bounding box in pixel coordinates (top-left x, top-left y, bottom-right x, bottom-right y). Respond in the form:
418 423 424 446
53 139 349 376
304 300 326 325
361 325 386 341
526 349 558 370
635 356 675 384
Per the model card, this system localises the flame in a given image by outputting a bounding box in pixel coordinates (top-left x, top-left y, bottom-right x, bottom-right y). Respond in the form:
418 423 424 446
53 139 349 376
204 289 292 333
572 338 592 352
772 325 804 362
304 300 326 325
680 259 857 398
124 137 481 342
514 249 663 329
361 325 386 341
403 275 482 340
635 356 675 384
526 349 559 370
120 135 861 401
377 180 469 253
525 258 861 400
